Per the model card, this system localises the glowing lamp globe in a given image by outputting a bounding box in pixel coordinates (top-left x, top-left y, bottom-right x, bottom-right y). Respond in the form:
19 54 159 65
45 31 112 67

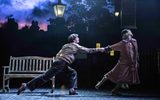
54 0 66 17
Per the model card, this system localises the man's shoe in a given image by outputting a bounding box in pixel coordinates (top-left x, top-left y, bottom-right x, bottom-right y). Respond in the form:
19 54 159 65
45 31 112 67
17 83 27 95
69 89 78 95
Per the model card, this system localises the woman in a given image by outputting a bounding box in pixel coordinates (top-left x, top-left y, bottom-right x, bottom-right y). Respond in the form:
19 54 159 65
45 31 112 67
95 29 140 95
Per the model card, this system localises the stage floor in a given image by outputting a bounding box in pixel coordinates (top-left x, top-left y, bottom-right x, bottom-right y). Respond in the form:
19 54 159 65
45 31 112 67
0 88 159 100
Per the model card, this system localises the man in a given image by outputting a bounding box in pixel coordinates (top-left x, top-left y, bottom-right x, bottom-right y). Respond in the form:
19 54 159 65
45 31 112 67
17 33 106 95
95 29 140 95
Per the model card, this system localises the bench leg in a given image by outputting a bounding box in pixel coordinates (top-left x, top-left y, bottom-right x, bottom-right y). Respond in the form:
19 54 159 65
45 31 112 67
3 77 10 92
3 76 7 92
51 76 55 93
6 79 10 92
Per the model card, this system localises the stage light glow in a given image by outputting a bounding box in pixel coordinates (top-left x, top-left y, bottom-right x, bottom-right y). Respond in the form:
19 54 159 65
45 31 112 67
115 12 120 16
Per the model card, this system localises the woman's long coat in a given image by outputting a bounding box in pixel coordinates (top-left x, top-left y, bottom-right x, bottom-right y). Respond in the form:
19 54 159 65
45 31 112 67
106 38 140 84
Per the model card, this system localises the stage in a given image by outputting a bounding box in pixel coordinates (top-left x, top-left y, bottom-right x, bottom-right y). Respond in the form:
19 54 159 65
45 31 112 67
0 88 159 100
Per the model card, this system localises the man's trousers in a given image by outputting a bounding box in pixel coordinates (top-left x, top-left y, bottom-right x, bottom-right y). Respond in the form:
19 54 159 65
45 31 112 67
26 59 77 91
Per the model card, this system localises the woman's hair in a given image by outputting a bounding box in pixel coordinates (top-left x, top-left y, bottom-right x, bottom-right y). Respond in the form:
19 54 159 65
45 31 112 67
68 34 79 43
121 29 133 39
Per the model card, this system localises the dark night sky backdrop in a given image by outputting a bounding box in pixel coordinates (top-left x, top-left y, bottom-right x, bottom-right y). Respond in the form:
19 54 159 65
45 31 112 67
0 0 115 31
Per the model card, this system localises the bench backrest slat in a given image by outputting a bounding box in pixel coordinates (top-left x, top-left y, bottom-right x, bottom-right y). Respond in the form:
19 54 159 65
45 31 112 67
46 60 48 70
22 59 25 71
39 60 42 71
10 59 14 71
8 56 54 73
19 60 22 71
29 59 31 71
32 59 35 71
49 60 52 69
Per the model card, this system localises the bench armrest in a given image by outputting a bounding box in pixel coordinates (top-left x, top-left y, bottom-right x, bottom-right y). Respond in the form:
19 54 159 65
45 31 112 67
3 66 9 75
2 66 9 69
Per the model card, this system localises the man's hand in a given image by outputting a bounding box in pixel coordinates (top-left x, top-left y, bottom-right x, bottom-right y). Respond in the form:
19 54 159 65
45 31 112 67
96 48 105 52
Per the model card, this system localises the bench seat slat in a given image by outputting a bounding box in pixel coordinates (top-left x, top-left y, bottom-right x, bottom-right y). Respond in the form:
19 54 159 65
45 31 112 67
6 74 43 78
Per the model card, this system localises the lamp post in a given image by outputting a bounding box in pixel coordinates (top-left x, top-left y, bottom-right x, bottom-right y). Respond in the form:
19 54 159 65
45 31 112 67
54 0 66 17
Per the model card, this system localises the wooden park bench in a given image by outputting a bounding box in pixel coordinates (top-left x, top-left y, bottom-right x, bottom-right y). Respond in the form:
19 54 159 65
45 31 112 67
2 56 55 93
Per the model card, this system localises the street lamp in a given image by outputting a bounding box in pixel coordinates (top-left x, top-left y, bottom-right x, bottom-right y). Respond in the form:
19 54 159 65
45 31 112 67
54 0 66 17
